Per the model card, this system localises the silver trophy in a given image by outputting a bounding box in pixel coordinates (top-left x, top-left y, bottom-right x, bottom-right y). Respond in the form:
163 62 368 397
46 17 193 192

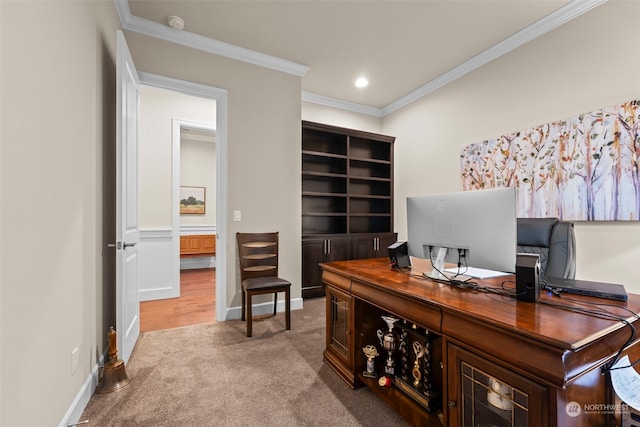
377 315 399 376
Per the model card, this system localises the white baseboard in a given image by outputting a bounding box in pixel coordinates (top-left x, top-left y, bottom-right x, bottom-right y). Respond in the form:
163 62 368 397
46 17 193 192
58 353 105 427
224 297 304 320
180 256 216 270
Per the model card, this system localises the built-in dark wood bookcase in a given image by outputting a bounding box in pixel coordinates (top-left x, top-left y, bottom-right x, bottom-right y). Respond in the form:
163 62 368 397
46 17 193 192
302 121 396 298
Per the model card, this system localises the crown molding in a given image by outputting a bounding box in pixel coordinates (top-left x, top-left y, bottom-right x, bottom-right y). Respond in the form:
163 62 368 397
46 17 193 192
116 0 605 117
381 0 607 116
302 92 384 118
301 0 606 118
114 0 309 77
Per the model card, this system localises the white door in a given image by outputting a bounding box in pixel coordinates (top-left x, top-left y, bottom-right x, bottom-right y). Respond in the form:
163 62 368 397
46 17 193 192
116 31 140 364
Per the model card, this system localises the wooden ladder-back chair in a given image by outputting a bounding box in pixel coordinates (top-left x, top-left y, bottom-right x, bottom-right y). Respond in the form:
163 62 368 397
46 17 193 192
236 232 291 337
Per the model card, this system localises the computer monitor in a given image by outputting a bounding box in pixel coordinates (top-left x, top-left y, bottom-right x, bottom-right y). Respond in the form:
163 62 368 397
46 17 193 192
406 187 517 277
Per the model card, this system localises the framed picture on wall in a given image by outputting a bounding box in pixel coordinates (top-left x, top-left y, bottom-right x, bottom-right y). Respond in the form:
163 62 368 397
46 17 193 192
180 186 206 214
459 99 640 221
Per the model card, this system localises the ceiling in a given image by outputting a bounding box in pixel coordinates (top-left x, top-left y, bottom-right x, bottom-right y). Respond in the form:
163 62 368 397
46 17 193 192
123 0 604 116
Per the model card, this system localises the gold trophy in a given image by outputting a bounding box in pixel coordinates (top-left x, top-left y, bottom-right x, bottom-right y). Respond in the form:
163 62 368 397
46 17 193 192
362 345 379 378
393 327 441 413
412 341 424 387
377 315 399 376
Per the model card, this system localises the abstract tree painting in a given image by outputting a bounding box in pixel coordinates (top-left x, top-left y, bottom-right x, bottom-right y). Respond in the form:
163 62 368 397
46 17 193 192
460 100 640 220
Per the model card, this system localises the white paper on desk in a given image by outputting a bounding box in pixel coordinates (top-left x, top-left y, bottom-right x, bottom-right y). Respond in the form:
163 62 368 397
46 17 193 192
444 266 511 279
611 355 640 411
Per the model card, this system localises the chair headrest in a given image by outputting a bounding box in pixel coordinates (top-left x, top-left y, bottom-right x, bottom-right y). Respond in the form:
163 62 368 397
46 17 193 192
517 217 559 248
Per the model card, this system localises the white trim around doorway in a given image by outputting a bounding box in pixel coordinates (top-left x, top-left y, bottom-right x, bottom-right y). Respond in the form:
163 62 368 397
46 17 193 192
138 71 228 322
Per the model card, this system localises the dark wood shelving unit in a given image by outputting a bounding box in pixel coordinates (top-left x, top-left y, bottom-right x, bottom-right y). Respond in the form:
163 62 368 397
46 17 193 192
302 121 396 298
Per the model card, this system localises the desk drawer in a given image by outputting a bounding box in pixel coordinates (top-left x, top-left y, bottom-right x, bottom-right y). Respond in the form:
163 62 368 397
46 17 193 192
322 270 351 293
351 279 441 332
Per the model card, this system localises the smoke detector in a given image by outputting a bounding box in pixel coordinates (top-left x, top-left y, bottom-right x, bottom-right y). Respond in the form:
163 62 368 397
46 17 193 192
168 16 185 30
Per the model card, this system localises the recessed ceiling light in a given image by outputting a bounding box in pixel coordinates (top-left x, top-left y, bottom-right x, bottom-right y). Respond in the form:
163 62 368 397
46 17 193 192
355 77 369 88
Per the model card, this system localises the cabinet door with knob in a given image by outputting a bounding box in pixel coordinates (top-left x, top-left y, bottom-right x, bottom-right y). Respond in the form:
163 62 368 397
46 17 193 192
350 233 397 260
302 236 349 299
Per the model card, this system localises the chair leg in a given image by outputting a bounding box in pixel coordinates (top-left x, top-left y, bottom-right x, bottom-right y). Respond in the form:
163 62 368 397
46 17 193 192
241 289 246 321
273 293 277 316
285 288 291 331
246 292 252 337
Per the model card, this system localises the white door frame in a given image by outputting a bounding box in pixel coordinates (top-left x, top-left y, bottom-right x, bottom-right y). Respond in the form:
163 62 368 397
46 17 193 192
138 71 228 322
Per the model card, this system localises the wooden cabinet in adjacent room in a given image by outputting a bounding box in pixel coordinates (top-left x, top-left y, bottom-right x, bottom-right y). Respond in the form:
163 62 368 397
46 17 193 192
302 121 396 298
180 234 216 257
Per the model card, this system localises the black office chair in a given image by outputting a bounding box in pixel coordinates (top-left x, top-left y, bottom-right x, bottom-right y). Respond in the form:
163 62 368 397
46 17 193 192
517 218 576 279
236 232 291 337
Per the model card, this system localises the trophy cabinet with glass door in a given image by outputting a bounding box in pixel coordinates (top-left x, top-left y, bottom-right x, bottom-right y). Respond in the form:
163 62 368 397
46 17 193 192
447 343 548 426
323 282 356 387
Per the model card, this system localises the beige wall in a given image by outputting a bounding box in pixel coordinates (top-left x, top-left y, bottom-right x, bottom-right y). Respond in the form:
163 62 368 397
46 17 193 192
181 138 217 227
0 1 121 425
138 85 216 228
383 0 640 291
125 32 302 308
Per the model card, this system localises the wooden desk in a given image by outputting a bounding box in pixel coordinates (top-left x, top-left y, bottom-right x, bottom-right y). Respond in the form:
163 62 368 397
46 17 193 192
320 258 640 426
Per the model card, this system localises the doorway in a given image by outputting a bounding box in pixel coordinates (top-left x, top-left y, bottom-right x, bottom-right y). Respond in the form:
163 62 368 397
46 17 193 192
136 73 228 330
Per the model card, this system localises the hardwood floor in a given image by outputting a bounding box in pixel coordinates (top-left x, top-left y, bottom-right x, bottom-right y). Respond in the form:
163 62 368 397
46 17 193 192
140 268 216 332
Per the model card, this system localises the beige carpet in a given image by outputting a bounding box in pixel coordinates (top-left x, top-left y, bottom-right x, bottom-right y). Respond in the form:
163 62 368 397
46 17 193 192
80 298 409 426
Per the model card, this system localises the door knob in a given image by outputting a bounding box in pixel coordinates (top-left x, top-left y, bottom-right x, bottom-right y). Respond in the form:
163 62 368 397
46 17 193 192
107 242 136 249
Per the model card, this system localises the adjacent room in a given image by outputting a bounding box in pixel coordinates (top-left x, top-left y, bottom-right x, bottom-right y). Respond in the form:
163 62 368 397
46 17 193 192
137 84 217 332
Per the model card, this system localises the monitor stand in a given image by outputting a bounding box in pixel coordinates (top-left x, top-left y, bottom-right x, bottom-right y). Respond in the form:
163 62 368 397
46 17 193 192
427 247 448 280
